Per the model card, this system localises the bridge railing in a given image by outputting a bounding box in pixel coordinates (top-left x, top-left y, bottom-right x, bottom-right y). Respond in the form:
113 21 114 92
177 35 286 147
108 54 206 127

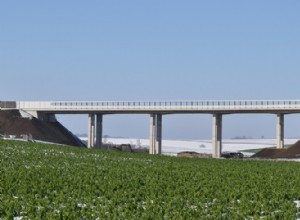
16 100 300 111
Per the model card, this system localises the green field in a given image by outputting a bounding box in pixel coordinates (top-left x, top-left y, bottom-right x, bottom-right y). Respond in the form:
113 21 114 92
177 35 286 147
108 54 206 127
1 139 300 219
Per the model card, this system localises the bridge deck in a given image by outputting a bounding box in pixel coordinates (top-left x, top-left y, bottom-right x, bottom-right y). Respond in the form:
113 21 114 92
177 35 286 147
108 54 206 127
13 100 300 114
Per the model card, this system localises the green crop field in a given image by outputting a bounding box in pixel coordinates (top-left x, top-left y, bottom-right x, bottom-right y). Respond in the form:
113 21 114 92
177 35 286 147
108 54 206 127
1 139 300 219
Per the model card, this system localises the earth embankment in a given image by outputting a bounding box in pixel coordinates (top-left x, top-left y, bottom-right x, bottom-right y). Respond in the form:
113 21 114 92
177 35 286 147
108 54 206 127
251 140 300 159
0 110 85 147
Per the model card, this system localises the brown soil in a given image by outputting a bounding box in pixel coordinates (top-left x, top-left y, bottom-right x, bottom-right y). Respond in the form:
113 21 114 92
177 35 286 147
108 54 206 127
251 148 284 159
252 140 300 159
275 140 300 158
0 110 85 147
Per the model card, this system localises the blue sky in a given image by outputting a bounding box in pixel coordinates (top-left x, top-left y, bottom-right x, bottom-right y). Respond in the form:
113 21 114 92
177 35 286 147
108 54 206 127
1 1 300 139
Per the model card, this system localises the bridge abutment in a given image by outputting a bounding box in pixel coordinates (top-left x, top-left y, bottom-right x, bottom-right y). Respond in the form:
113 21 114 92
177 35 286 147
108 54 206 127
212 113 222 158
149 113 162 154
276 113 284 149
25 111 57 122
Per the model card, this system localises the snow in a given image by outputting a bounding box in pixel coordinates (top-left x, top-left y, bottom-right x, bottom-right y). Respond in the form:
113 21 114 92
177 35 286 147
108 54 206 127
4 134 298 157
77 203 87 208
19 110 32 119
2 137 67 146
294 200 300 208
80 137 300 156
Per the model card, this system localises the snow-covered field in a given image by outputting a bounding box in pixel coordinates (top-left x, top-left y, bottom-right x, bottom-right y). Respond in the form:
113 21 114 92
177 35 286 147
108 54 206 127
81 137 300 157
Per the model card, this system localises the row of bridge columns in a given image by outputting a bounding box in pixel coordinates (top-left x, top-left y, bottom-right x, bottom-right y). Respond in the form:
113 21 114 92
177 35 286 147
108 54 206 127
87 113 285 158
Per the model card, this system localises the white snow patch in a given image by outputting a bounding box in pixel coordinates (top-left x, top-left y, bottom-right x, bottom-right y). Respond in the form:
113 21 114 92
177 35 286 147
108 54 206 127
77 203 87 208
81 137 299 156
294 200 300 208
19 110 33 119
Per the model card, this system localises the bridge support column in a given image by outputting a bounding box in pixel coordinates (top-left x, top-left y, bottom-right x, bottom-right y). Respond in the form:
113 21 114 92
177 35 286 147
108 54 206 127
149 114 155 154
156 114 162 154
149 113 162 154
212 113 222 158
276 113 284 149
88 113 95 148
95 114 103 149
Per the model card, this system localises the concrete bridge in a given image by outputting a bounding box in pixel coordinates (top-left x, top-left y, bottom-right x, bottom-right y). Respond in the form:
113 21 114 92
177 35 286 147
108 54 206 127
2 100 300 158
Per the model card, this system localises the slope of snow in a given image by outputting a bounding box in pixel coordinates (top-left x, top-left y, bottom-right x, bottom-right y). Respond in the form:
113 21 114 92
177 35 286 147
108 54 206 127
19 110 33 119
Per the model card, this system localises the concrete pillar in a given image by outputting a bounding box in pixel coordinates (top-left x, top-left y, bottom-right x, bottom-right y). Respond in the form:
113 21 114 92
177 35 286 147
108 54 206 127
88 113 95 148
95 114 103 149
156 114 162 155
212 113 222 158
276 113 284 149
149 114 156 154
149 114 162 155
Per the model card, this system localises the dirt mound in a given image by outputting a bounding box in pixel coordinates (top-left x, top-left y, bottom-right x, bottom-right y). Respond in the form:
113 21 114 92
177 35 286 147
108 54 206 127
0 110 85 147
275 140 300 158
251 148 284 159
252 140 300 159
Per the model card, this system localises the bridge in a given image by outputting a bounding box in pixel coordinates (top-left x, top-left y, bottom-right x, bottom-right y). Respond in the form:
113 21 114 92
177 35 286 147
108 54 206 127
2 100 300 158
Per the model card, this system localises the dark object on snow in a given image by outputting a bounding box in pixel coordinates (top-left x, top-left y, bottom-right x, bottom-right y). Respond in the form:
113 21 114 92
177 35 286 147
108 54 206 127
177 151 211 158
221 152 244 159
112 144 134 152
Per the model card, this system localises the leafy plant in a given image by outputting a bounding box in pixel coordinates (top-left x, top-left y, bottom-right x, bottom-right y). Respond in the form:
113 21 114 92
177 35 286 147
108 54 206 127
0 139 299 219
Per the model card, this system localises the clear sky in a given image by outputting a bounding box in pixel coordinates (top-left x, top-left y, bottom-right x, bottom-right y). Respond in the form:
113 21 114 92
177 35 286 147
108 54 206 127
1 1 300 139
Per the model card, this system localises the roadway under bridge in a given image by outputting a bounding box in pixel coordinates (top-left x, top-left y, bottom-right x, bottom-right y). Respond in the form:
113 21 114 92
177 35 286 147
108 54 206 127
1 100 299 158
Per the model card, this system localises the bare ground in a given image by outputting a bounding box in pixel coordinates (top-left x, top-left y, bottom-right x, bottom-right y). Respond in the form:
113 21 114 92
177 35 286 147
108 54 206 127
0 110 85 147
